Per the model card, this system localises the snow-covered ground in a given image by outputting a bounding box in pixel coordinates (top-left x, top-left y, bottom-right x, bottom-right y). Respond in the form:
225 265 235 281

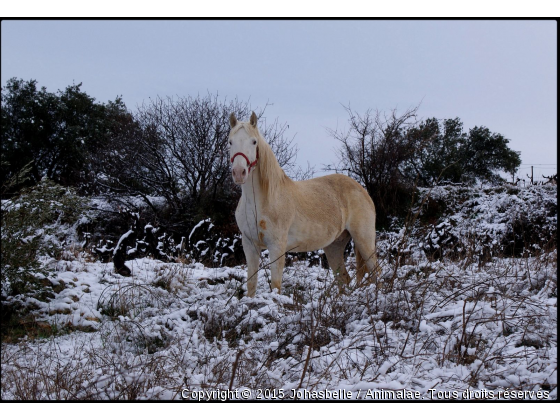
1 249 556 400
1 184 556 400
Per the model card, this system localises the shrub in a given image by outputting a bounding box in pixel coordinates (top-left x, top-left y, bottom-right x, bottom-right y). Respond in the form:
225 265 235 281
1 178 87 297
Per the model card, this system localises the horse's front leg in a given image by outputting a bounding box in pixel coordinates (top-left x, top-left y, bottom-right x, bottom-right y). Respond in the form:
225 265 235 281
268 237 287 294
242 234 260 298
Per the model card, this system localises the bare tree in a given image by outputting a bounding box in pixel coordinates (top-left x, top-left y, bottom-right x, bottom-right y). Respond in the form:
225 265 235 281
96 93 297 230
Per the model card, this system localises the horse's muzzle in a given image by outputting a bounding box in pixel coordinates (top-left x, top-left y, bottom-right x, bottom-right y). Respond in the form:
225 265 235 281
232 166 247 184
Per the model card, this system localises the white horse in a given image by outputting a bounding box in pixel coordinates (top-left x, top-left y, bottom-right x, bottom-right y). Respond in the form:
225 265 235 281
229 112 380 297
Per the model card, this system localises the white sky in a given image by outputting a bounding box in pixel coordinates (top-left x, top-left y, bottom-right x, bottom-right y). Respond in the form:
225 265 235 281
1 19 557 180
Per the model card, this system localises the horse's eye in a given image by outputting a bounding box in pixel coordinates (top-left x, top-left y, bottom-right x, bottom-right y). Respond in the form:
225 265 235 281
252 139 257 145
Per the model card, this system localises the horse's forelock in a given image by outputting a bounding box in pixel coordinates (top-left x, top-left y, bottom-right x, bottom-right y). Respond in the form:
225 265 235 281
229 122 259 137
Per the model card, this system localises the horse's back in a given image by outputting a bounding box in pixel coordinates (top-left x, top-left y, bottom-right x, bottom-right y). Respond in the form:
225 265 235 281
296 173 374 210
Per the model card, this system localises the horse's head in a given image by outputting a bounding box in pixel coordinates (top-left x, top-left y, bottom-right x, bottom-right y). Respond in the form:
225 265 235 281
228 111 259 185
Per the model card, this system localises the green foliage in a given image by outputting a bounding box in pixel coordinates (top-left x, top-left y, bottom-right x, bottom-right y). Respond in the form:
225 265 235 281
462 126 521 183
1 77 134 195
406 117 521 186
406 117 464 186
1 178 87 297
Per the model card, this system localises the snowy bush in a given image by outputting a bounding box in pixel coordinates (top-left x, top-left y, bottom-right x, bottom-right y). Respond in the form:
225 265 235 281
187 218 245 267
1 178 87 297
411 184 556 263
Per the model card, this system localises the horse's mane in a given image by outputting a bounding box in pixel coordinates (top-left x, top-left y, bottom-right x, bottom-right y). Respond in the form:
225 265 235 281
234 122 288 198
256 130 289 198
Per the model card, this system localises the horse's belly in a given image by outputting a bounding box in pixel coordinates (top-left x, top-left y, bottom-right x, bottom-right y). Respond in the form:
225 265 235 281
286 220 341 252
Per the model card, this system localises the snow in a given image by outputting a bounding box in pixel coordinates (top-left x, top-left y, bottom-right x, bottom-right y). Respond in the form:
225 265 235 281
1 249 556 400
189 218 211 244
113 230 134 255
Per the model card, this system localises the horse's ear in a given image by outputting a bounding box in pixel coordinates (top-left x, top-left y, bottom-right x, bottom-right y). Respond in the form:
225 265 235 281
229 113 238 128
250 111 258 127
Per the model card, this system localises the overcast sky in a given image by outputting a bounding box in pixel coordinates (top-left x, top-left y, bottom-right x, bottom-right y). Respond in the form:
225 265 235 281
1 20 557 180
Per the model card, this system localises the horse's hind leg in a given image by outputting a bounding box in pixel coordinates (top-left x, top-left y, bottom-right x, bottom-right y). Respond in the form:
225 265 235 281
324 230 352 289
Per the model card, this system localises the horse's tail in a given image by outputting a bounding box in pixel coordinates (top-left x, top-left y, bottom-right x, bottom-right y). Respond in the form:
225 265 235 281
355 248 367 285
355 247 381 286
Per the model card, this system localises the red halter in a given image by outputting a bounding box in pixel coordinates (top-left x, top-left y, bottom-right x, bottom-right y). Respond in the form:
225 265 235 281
231 149 259 172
